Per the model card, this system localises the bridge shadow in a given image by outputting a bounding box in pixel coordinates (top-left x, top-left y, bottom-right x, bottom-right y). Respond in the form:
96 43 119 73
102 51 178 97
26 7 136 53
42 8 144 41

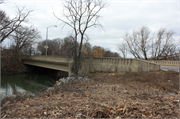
26 64 69 80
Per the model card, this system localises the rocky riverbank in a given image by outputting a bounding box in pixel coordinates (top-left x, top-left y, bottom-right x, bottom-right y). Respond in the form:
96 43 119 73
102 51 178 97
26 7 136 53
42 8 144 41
1 71 179 118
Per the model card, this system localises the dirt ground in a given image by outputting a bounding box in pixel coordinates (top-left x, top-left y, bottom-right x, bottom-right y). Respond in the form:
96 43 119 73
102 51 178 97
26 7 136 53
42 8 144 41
1 71 179 118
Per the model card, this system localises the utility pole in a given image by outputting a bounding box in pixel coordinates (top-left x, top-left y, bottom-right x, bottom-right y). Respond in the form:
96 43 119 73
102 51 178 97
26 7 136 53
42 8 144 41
45 25 57 56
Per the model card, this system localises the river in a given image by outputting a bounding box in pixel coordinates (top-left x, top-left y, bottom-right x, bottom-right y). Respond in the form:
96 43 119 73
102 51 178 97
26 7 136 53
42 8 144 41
1 73 56 100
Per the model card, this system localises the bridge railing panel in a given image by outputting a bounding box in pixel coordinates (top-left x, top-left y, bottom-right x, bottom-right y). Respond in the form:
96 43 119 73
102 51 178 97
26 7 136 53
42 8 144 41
149 60 179 66
80 57 160 73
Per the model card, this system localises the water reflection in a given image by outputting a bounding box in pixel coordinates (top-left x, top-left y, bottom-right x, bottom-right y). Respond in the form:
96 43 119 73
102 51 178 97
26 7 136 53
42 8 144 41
1 73 55 99
0 84 26 98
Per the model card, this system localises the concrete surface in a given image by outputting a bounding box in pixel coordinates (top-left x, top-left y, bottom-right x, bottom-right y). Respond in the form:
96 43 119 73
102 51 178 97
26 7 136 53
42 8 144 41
150 60 179 66
160 65 179 72
80 57 160 74
21 56 72 75
20 56 160 75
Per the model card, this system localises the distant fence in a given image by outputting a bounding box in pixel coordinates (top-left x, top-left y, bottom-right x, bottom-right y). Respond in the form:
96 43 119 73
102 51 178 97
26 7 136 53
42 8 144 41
150 60 179 66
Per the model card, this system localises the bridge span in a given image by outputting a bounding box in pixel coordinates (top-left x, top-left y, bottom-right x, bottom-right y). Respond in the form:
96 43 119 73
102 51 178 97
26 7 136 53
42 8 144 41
21 56 162 76
21 56 73 74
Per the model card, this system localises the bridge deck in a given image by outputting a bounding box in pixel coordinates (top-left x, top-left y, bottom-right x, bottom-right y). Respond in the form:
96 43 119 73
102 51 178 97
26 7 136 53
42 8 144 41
23 61 69 72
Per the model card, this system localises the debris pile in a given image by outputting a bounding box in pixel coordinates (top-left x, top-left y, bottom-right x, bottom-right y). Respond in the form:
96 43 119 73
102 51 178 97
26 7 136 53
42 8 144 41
55 76 91 86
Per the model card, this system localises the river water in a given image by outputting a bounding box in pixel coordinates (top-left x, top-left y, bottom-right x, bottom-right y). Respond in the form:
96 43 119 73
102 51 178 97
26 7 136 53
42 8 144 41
0 73 56 100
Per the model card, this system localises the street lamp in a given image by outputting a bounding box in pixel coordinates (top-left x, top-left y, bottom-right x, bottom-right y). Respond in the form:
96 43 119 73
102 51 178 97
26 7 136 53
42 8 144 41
45 25 57 56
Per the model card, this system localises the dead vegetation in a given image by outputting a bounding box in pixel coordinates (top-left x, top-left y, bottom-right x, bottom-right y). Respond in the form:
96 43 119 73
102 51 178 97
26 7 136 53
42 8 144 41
1 91 34 107
1 71 179 118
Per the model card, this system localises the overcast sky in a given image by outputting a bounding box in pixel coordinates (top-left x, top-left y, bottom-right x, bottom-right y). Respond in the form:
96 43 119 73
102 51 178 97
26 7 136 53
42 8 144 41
1 0 180 55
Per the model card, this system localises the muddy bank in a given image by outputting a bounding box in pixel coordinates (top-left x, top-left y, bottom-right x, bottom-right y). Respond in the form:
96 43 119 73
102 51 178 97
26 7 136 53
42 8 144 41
1 71 179 118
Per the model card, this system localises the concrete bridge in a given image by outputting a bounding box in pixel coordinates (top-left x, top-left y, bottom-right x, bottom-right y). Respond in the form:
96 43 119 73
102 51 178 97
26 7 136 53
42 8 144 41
20 56 73 75
21 56 162 76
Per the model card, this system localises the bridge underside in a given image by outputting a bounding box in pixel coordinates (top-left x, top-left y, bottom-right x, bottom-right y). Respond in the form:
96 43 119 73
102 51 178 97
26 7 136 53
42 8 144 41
23 60 69 73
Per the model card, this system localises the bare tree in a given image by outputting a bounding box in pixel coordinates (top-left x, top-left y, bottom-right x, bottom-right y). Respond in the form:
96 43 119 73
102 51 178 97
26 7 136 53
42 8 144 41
54 0 108 74
10 26 41 58
37 40 46 55
151 28 176 60
20 43 35 55
117 26 177 60
0 6 33 43
61 36 77 57
174 48 180 60
53 38 63 55
122 33 143 59
38 40 57 56
122 26 151 60
117 43 127 58
138 26 151 60
103 48 120 57
37 36 77 56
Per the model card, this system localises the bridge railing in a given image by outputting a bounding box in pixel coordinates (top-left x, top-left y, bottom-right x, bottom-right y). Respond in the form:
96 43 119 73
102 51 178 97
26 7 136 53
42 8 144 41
149 60 179 66
80 57 160 73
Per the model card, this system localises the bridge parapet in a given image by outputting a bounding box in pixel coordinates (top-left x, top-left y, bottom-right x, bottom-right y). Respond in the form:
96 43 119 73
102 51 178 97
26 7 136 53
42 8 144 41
80 57 160 73
149 60 179 66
